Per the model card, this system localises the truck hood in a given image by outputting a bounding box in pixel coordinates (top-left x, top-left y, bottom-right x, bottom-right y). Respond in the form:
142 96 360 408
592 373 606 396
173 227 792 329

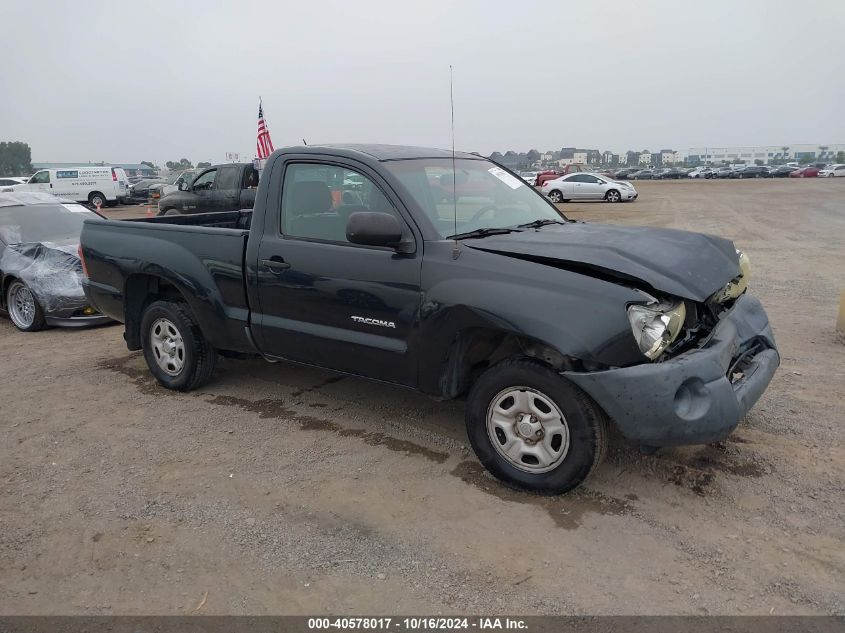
464 222 739 302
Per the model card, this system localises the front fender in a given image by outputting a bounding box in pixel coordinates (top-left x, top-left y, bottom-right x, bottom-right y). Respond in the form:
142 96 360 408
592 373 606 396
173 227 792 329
416 242 647 395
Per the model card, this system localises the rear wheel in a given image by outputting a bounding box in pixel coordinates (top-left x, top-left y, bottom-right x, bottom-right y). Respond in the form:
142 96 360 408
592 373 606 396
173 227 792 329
140 300 217 391
6 280 46 332
465 359 608 494
605 189 621 203
161 208 181 216
88 191 106 208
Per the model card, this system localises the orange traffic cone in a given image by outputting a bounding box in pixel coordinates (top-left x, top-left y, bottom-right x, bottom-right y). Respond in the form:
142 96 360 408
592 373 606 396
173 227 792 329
146 204 154 218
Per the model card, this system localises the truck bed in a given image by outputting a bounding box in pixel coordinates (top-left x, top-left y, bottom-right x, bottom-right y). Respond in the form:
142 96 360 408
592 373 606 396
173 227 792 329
80 210 254 353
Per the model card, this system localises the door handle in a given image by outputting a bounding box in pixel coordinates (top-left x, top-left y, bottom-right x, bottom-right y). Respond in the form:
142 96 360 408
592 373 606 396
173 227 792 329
261 257 291 273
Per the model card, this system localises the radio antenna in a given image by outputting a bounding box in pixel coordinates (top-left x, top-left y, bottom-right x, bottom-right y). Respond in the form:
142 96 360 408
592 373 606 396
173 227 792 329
450 65 459 257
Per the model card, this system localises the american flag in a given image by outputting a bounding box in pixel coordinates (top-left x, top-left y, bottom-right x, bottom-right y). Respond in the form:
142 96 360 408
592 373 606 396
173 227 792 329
256 100 275 159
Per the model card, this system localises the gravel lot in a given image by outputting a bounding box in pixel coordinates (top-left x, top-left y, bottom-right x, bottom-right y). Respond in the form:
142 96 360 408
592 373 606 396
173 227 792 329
1 179 843 615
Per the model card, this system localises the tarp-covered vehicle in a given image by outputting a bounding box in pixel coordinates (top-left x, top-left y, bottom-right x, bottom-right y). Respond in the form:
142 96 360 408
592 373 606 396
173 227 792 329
0 192 112 331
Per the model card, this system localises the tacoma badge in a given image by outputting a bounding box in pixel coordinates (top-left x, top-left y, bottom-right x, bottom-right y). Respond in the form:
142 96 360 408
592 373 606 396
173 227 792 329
351 316 396 329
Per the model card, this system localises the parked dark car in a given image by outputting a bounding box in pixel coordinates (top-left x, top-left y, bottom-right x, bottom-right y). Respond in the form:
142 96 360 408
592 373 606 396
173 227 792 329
769 165 796 178
0 192 111 331
655 168 684 179
157 163 260 215
611 168 638 180
631 169 654 180
80 144 779 495
730 166 771 179
127 178 167 202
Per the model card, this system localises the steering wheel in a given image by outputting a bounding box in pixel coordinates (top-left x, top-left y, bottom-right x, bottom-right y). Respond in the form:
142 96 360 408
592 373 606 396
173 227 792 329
467 204 497 223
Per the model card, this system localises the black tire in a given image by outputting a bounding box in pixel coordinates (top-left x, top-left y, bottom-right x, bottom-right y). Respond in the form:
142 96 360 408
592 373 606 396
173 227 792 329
5 279 46 332
88 191 107 208
140 300 217 391
163 208 181 216
548 190 564 203
605 189 621 203
465 359 608 494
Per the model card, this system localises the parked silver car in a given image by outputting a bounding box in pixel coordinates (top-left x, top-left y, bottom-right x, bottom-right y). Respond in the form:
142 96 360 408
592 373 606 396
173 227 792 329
540 172 638 203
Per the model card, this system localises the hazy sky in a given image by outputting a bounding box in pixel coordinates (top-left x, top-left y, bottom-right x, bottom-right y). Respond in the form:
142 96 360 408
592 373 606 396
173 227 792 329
2 0 843 165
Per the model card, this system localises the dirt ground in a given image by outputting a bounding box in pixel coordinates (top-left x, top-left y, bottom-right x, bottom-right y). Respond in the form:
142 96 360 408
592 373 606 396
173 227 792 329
1 179 843 615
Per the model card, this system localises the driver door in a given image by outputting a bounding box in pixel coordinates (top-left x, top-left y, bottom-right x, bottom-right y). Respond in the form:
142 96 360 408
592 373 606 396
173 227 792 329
27 170 51 193
252 159 423 386
189 168 217 211
574 174 604 199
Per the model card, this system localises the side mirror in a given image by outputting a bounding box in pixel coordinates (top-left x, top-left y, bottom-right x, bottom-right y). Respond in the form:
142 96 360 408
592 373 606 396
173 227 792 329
346 212 402 248
178 180 189 191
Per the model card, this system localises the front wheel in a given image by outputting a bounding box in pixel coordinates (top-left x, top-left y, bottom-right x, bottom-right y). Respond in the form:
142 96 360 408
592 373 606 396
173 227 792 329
605 189 621 203
140 300 217 391
465 359 608 494
548 190 564 203
6 280 46 332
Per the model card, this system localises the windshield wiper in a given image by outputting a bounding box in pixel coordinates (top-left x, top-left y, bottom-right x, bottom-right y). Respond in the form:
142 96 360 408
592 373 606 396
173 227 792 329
448 227 519 240
516 219 566 229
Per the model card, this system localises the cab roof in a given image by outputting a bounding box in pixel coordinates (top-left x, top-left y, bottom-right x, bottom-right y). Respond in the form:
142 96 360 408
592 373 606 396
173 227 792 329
281 144 485 162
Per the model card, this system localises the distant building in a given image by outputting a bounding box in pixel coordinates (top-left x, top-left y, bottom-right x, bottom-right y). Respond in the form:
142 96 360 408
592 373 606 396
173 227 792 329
639 151 652 165
687 144 845 165
602 151 619 166
660 149 677 165
557 147 588 166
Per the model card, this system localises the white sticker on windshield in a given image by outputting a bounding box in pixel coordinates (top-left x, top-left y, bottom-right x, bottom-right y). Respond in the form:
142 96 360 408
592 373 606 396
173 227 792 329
488 167 524 190
62 204 90 213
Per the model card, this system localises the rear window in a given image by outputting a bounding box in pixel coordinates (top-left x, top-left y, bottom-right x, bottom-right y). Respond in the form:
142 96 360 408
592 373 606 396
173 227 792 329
0 204 96 244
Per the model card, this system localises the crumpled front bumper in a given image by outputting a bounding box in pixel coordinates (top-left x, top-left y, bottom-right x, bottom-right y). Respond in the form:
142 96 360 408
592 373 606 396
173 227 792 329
564 293 779 446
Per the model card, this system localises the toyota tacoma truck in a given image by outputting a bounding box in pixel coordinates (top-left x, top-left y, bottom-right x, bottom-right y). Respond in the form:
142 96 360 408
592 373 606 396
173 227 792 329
79 144 779 494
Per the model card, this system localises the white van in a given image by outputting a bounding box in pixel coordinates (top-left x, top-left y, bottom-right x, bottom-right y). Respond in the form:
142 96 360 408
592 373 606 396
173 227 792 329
10 166 129 207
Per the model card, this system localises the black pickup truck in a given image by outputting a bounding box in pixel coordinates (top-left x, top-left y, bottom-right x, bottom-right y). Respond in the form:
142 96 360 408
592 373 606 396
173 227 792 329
157 162 260 215
80 144 779 494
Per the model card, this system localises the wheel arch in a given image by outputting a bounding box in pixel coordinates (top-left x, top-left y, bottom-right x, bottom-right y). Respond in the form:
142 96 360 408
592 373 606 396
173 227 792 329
123 274 192 350
0 273 20 311
436 327 594 400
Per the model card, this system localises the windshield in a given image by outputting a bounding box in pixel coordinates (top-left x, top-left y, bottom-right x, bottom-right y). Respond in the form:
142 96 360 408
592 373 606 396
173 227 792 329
169 170 198 185
0 203 96 244
385 158 565 238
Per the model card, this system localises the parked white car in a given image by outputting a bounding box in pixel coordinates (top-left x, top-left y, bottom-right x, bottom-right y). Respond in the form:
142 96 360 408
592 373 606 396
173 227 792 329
9 166 128 207
519 171 538 185
818 164 845 177
0 176 29 188
541 172 637 203
687 167 714 179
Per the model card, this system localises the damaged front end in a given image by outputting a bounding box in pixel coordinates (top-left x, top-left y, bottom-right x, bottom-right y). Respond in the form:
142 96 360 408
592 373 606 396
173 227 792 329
1 241 108 325
565 250 779 447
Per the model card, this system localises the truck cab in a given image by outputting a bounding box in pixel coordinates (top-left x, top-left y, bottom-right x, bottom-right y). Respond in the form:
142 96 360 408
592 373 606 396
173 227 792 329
158 162 260 215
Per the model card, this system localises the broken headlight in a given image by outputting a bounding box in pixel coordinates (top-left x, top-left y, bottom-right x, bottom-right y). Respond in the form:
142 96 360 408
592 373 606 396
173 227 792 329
710 250 751 304
627 298 686 360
